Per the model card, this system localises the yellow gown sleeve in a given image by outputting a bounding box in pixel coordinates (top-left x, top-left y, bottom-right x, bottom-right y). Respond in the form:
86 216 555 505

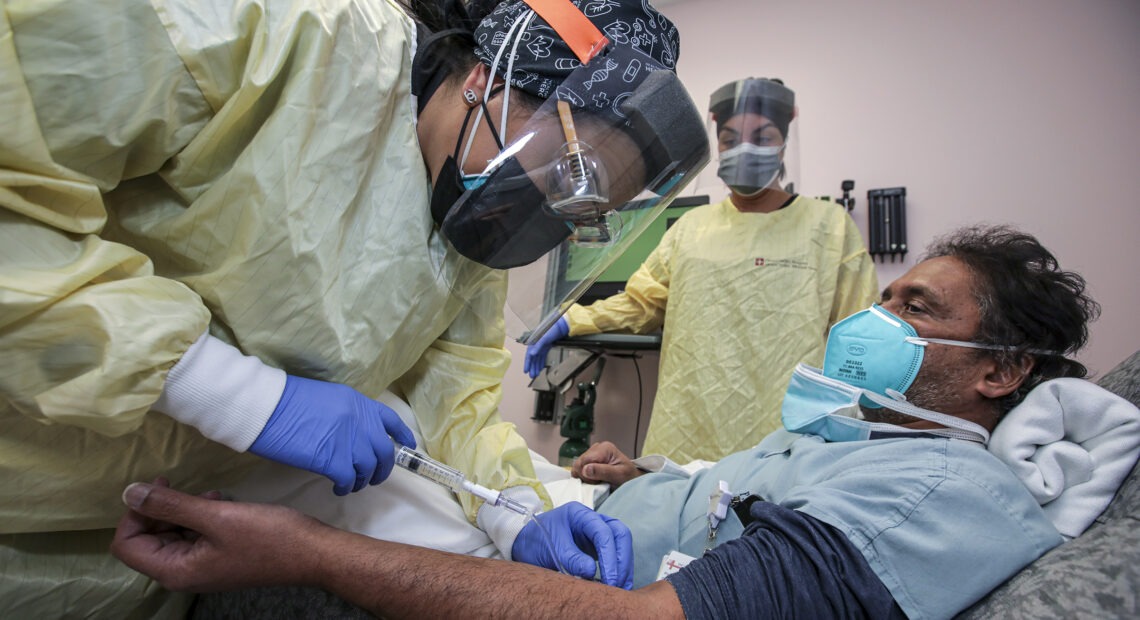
396 272 550 521
563 218 678 336
829 215 881 327
0 2 211 435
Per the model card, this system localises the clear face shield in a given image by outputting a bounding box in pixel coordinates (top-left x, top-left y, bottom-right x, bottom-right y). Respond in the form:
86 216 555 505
434 50 710 345
695 78 801 197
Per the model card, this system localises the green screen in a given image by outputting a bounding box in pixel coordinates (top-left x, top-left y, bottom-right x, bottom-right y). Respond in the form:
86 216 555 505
564 195 709 283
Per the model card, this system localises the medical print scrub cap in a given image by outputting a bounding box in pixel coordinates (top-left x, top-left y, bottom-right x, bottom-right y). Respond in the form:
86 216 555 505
473 0 680 121
709 78 795 138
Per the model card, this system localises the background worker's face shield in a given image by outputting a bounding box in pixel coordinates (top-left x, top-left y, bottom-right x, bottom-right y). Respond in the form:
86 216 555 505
694 78 801 197
436 53 709 344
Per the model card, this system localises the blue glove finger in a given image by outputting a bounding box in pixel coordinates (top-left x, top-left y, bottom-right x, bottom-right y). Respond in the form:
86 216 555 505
525 317 568 379
603 513 634 590
376 403 416 451
566 504 622 587
366 407 403 486
524 344 544 379
542 511 599 580
352 434 379 492
329 458 356 497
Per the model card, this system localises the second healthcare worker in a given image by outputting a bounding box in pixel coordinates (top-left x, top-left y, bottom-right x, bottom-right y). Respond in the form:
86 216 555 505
0 0 709 615
526 78 878 462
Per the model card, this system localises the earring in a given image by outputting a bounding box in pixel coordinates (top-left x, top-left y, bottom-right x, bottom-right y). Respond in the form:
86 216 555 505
463 89 478 105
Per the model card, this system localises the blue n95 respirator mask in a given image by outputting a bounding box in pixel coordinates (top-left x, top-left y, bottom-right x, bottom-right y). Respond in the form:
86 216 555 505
820 303 1044 408
822 304 925 408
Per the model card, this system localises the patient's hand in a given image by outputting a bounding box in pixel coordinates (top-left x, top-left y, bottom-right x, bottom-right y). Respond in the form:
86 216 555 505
111 478 325 592
571 441 642 489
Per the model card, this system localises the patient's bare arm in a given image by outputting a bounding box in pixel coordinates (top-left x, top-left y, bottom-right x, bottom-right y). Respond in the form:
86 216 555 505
110 480 683 619
571 441 645 488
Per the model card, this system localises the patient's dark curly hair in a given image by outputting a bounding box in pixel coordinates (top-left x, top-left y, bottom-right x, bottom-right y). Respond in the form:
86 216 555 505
923 225 1101 413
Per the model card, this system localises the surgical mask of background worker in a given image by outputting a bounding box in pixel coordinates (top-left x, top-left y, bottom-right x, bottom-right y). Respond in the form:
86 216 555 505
716 142 783 196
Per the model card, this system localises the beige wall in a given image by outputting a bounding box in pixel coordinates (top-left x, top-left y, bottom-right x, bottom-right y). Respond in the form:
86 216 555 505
501 0 1140 463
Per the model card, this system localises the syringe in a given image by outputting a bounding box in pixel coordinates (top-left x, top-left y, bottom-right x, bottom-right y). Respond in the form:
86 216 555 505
394 445 530 516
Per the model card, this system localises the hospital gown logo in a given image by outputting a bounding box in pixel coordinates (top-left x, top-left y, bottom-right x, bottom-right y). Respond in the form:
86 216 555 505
754 257 810 270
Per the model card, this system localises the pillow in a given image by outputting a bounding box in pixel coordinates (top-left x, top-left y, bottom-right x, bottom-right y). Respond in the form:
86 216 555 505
958 349 1140 619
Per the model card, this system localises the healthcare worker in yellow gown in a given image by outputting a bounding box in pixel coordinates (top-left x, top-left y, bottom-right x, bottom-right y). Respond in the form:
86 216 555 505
526 78 879 463
0 0 711 615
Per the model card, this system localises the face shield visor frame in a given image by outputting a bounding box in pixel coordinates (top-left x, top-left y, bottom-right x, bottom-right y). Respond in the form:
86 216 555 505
434 48 709 345
693 78 801 197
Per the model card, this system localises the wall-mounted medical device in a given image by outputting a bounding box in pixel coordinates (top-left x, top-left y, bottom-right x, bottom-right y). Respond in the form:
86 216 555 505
867 187 907 262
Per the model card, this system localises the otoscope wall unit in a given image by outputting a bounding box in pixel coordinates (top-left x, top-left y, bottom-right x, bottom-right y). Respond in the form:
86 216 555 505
867 187 907 263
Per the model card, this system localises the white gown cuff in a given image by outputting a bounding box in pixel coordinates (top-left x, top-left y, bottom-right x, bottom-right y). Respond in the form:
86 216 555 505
477 485 543 561
154 332 287 452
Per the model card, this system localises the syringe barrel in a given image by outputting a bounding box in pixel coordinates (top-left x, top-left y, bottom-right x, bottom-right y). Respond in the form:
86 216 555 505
394 445 466 492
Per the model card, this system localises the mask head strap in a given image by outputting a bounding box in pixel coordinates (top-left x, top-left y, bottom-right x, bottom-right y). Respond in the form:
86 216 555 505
860 389 991 444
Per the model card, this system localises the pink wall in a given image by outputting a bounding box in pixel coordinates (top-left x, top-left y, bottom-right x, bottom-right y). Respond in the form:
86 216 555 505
502 0 1140 462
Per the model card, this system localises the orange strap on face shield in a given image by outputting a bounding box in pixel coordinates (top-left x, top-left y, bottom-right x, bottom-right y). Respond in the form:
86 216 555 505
521 0 610 63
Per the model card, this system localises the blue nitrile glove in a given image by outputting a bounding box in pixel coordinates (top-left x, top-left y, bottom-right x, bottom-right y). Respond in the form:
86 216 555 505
524 317 570 378
512 502 633 589
249 375 417 496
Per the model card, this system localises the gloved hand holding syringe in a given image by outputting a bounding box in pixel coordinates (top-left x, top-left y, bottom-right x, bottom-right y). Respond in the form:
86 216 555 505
393 444 633 589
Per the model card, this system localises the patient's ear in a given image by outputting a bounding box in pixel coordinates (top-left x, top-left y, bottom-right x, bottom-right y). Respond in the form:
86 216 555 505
976 355 1034 400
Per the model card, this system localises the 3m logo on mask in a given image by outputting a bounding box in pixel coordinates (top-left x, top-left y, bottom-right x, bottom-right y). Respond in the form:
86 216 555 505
846 344 867 356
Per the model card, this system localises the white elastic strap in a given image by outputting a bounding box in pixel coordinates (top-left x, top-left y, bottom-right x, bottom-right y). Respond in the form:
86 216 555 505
462 9 530 169
153 332 287 452
476 485 543 560
908 336 1060 357
500 10 536 132
869 304 903 327
861 389 991 444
